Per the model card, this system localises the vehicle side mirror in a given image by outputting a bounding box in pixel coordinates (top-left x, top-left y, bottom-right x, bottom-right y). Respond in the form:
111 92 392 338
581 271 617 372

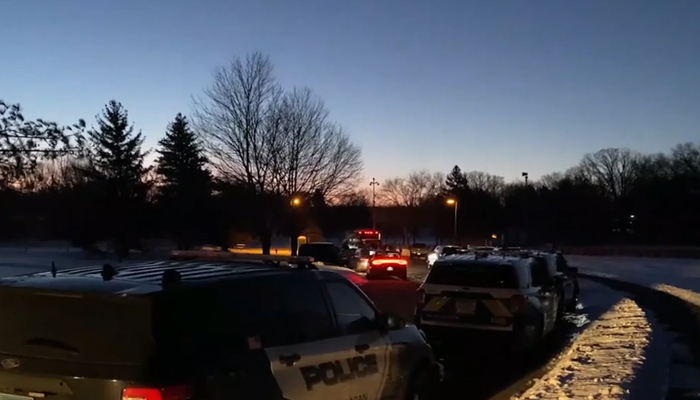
377 312 405 331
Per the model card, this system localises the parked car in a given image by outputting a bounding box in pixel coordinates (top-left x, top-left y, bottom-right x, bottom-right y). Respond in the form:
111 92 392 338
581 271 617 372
410 243 430 259
298 242 343 265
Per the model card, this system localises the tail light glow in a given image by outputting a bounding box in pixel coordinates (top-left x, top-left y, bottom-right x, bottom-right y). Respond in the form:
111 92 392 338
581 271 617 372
122 385 193 400
370 258 408 266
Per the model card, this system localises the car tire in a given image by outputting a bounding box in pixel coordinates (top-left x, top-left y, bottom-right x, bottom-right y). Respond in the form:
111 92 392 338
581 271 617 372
404 366 437 400
556 290 566 325
567 281 580 312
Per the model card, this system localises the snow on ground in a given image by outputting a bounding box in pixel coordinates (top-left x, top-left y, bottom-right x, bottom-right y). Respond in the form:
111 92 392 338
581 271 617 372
568 255 700 294
515 281 670 400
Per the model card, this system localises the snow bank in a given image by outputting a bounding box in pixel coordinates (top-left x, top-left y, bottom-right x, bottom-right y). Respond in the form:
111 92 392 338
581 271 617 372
568 255 700 296
514 284 666 400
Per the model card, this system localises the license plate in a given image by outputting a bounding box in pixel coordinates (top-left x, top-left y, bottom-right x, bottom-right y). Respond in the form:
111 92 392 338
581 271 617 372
455 299 476 314
0 394 33 400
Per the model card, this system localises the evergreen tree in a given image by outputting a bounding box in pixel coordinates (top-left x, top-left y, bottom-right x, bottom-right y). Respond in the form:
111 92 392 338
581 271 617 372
87 100 148 193
85 100 148 255
445 165 468 192
155 113 210 195
155 113 211 248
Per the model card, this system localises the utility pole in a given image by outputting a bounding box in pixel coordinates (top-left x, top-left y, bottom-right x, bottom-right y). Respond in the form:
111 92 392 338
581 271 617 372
370 178 379 230
522 172 529 246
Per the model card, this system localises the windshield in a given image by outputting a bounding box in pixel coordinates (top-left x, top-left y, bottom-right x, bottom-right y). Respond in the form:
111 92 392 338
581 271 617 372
426 262 520 288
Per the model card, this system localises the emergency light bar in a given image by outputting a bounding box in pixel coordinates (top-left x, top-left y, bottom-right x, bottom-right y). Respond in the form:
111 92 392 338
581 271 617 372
170 250 315 264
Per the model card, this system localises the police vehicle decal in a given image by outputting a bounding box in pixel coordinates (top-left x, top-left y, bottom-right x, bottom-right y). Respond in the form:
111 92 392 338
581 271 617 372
421 294 513 318
299 354 379 390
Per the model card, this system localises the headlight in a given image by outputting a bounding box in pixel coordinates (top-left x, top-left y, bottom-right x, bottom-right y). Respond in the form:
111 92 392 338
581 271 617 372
428 253 437 262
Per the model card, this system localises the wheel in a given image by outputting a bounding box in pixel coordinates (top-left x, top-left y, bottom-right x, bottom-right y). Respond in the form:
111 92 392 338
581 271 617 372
566 282 580 312
512 318 544 358
404 366 437 400
556 291 566 325
400 271 408 280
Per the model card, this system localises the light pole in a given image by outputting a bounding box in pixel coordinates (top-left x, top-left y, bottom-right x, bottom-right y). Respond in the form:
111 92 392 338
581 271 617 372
446 199 458 244
370 178 380 230
289 197 302 255
522 172 529 246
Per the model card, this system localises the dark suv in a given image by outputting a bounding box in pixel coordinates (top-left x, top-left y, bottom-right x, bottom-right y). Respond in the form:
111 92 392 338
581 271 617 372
0 253 439 400
297 242 343 265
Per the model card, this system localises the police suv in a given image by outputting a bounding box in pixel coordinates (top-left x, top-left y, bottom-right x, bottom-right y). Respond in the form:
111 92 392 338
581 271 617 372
415 252 561 354
0 251 440 400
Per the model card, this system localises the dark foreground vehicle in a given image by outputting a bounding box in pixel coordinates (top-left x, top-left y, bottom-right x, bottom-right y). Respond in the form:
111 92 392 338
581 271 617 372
0 252 439 400
297 242 343 265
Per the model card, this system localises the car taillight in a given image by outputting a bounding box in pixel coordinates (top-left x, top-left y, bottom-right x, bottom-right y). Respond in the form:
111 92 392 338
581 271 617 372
370 259 408 266
122 385 193 400
417 289 426 305
509 295 527 313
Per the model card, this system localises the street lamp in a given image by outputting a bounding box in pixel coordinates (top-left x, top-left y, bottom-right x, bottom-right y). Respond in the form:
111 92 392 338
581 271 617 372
446 199 458 244
290 197 301 207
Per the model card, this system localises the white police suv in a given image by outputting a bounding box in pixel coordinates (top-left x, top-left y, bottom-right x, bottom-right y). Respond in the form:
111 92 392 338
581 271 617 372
415 252 561 354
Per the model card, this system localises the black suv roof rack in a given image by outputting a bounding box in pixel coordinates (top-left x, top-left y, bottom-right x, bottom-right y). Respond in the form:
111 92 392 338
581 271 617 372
169 250 317 268
160 250 318 288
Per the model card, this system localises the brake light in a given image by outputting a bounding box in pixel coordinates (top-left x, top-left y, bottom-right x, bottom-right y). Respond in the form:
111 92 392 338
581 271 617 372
122 385 193 400
417 289 426 305
370 259 408 266
509 295 527 313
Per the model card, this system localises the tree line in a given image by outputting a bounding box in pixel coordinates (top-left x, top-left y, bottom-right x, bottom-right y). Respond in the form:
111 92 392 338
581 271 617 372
376 144 700 246
2 52 698 253
1 53 363 255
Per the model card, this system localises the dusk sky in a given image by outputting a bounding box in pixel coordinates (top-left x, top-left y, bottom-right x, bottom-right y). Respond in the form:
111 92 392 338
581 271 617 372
2 0 699 183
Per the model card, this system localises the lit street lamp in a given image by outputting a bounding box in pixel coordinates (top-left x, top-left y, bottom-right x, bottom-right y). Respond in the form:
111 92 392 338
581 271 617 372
289 197 303 255
446 199 458 244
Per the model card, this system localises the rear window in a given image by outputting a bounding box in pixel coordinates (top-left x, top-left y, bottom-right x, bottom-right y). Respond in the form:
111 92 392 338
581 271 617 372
0 287 154 365
426 262 520 288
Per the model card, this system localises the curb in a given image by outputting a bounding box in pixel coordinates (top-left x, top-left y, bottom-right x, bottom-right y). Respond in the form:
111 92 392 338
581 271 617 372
579 272 700 399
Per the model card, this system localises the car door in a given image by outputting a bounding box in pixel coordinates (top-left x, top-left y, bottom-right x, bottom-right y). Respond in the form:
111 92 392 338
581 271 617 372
323 279 391 400
258 279 352 400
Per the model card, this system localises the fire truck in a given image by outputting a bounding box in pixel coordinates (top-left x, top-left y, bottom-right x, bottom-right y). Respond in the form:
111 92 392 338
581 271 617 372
345 229 382 249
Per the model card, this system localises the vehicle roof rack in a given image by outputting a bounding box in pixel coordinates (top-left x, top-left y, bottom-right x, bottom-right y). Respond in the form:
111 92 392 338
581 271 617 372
169 250 318 270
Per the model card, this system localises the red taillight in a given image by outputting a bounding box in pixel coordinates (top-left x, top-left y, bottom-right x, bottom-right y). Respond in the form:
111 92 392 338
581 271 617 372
417 289 426 305
122 385 193 400
509 295 527 313
370 259 407 266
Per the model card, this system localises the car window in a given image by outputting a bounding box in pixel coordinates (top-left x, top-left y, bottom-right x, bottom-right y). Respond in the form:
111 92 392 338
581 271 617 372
158 276 337 353
325 281 378 335
426 262 519 288
530 259 549 287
